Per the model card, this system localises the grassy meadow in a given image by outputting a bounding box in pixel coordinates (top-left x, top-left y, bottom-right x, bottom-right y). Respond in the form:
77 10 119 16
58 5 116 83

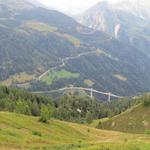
41 69 80 85
1 72 35 86
0 112 150 150
97 104 150 134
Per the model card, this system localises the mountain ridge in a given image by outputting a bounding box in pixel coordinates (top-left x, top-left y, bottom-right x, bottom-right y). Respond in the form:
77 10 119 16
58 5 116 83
1 0 150 96
77 0 150 55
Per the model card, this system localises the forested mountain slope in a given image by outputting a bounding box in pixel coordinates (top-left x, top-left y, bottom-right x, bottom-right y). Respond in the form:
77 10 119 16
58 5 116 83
1 0 150 96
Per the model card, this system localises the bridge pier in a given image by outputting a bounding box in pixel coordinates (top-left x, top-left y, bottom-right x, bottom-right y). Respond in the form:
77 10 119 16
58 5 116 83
32 87 122 101
108 92 111 102
90 88 93 99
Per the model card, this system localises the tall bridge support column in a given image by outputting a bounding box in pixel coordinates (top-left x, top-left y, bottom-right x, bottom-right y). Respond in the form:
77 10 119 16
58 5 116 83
108 92 111 102
90 88 93 99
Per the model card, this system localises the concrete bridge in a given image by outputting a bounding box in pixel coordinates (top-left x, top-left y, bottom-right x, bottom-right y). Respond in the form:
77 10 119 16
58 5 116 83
33 86 123 102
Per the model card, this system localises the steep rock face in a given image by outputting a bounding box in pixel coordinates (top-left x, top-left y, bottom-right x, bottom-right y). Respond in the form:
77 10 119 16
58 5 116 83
77 0 150 55
78 1 117 36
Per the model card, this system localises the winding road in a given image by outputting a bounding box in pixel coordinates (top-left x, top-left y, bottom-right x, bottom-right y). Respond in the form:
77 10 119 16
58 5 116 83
38 50 100 80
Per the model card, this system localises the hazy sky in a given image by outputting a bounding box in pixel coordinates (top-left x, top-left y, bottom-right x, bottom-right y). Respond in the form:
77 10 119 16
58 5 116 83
38 0 122 14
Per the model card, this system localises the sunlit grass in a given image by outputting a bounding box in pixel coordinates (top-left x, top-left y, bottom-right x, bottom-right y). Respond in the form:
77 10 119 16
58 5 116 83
0 112 150 149
41 69 80 85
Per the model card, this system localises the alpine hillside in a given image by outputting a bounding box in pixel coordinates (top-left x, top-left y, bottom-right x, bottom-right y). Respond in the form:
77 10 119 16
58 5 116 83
0 0 150 97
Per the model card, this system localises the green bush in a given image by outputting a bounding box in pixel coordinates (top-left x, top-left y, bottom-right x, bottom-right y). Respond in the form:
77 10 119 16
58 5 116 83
142 94 150 107
39 104 53 123
32 131 42 137
145 130 150 135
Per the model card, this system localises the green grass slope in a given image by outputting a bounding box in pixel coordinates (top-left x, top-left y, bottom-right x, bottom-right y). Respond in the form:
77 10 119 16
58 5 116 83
0 112 150 150
42 69 80 85
98 104 150 134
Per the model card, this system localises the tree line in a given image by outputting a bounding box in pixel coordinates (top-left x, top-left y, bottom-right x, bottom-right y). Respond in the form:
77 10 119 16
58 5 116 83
0 85 142 123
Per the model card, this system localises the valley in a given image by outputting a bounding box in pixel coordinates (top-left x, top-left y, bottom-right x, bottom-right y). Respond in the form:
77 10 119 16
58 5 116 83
0 0 150 149
0 85 150 149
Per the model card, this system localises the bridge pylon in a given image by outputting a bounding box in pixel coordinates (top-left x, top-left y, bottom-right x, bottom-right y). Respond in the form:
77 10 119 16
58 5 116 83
90 88 93 99
32 87 123 101
108 92 111 102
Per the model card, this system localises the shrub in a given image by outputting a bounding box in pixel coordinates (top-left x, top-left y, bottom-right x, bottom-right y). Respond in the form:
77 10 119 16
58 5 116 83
32 131 42 136
142 94 150 107
145 130 150 135
39 104 53 123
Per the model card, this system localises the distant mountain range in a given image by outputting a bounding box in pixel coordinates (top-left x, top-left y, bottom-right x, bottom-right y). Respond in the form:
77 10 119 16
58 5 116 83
77 0 150 55
0 0 150 97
